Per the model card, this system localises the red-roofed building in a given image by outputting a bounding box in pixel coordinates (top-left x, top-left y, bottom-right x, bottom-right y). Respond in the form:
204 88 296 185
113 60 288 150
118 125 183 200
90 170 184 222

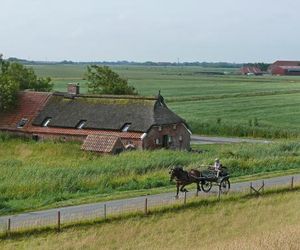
0 84 191 153
240 65 263 75
268 61 300 75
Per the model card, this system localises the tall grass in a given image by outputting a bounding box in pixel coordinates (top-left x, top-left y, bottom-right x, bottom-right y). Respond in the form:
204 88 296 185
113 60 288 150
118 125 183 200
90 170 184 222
190 120 300 139
0 134 300 214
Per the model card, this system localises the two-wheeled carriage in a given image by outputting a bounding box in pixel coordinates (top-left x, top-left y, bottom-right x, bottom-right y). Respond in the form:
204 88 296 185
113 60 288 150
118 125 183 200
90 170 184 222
199 166 230 194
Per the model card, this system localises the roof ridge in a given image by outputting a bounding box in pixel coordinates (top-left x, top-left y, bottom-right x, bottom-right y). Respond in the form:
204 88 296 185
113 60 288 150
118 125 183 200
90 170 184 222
19 90 53 95
53 92 158 100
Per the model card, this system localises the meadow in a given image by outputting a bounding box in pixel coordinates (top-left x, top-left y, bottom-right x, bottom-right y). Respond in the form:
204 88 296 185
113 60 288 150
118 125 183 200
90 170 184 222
1 188 299 249
0 132 300 215
0 64 299 214
31 64 300 138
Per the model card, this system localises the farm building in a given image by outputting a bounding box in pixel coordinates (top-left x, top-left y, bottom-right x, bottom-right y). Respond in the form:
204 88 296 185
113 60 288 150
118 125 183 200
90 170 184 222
268 60 300 76
0 84 191 153
240 65 263 75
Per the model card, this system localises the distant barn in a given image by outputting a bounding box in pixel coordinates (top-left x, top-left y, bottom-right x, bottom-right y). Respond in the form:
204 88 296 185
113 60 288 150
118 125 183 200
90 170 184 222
268 61 300 76
240 65 263 75
0 84 191 154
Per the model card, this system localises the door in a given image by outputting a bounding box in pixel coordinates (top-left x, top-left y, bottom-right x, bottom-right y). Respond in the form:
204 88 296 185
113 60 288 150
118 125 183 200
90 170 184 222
162 135 169 148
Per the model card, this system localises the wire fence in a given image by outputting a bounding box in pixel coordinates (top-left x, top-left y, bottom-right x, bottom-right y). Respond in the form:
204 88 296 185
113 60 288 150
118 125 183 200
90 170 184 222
0 175 298 235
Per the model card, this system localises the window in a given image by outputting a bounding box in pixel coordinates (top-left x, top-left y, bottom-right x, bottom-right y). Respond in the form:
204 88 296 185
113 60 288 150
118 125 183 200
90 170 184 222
17 118 28 128
158 126 162 131
121 123 131 132
155 138 160 145
76 120 87 129
42 117 52 127
179 135 183 142
168 136 172 143
173 124 177 130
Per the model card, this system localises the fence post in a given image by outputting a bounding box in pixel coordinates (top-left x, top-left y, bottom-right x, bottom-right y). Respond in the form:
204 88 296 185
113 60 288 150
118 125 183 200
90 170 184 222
104 204 107 220
196 189 199 197
291 176 294 189
7 218 11 236
218 186 221 201
184 192 187 205
144 198 148 215
262 180 265 193
57 211 61 232
250 182 252 195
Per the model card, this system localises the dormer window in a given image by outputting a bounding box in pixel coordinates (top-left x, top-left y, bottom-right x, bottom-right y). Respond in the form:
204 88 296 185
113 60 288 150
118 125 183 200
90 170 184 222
42 117 52 127
17 118 28 128
76 120 87 129
121 123 131 132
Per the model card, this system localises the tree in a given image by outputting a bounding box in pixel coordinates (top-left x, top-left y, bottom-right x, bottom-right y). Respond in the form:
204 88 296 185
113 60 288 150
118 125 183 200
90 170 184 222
6 61 53 91
0 75 19 111
0 55 18 110
0 54 53 111
86 65 137 95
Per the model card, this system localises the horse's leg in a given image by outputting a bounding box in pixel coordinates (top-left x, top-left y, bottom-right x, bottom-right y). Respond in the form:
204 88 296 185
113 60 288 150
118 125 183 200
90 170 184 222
175 183 179 199
197 181 201 191
181 184 188 192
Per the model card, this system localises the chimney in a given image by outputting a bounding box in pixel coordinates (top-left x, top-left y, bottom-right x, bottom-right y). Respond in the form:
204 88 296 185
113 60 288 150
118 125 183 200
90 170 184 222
67 83 80 95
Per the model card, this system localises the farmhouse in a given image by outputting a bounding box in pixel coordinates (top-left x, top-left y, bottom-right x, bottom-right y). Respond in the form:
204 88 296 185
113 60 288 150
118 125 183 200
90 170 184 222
240 65 263 75
0 84 191 153
268 60 300 76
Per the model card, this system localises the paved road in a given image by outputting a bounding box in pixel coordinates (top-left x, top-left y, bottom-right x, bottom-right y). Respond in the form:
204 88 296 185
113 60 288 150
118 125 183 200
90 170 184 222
191 135 271 144
0 174 298 231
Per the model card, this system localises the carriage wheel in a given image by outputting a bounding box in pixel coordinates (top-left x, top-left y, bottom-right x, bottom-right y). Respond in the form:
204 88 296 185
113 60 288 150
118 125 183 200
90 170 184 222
201 181 212 192
220 179 230 194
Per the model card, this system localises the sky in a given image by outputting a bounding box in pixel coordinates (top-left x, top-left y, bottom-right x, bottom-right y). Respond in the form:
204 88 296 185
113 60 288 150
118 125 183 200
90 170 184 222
1 0 299 63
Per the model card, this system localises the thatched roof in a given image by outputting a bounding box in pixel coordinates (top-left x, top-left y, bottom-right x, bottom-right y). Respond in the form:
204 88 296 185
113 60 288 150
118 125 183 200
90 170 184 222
32 93 185 132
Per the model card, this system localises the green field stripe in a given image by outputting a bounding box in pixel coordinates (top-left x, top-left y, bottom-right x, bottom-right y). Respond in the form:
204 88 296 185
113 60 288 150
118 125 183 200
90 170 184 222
166 89 300 102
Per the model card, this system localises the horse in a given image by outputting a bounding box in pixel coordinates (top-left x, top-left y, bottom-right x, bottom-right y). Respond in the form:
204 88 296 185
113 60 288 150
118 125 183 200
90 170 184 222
169 166 202 198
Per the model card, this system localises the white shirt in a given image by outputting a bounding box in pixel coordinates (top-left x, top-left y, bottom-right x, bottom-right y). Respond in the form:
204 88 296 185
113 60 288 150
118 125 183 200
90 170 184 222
214 162 221 171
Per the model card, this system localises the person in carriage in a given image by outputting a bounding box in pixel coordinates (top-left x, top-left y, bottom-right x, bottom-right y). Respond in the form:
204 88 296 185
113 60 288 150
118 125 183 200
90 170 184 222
214 158 222 177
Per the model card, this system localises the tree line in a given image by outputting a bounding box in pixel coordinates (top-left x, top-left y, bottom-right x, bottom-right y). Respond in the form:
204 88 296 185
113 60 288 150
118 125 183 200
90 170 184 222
7 57 244 68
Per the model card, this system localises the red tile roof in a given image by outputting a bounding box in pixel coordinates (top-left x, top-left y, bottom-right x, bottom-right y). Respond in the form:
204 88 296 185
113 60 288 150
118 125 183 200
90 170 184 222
272 61 300 67
0 91 51 129
240 66 262 75
81 135 124 153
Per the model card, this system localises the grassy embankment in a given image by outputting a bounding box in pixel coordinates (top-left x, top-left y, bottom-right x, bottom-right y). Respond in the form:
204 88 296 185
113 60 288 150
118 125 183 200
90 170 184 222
1 132 300 215
31 64 300 138
1 188 299 249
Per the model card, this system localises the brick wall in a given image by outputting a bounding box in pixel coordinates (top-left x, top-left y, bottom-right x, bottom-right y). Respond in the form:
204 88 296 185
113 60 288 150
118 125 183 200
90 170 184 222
143 123 190 150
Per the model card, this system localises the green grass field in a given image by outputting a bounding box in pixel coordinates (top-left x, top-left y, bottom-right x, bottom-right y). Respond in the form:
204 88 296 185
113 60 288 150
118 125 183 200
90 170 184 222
30 64 300 138
1 188 299 249
1 132 300 215
0 65 299 249
0 64 298 215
